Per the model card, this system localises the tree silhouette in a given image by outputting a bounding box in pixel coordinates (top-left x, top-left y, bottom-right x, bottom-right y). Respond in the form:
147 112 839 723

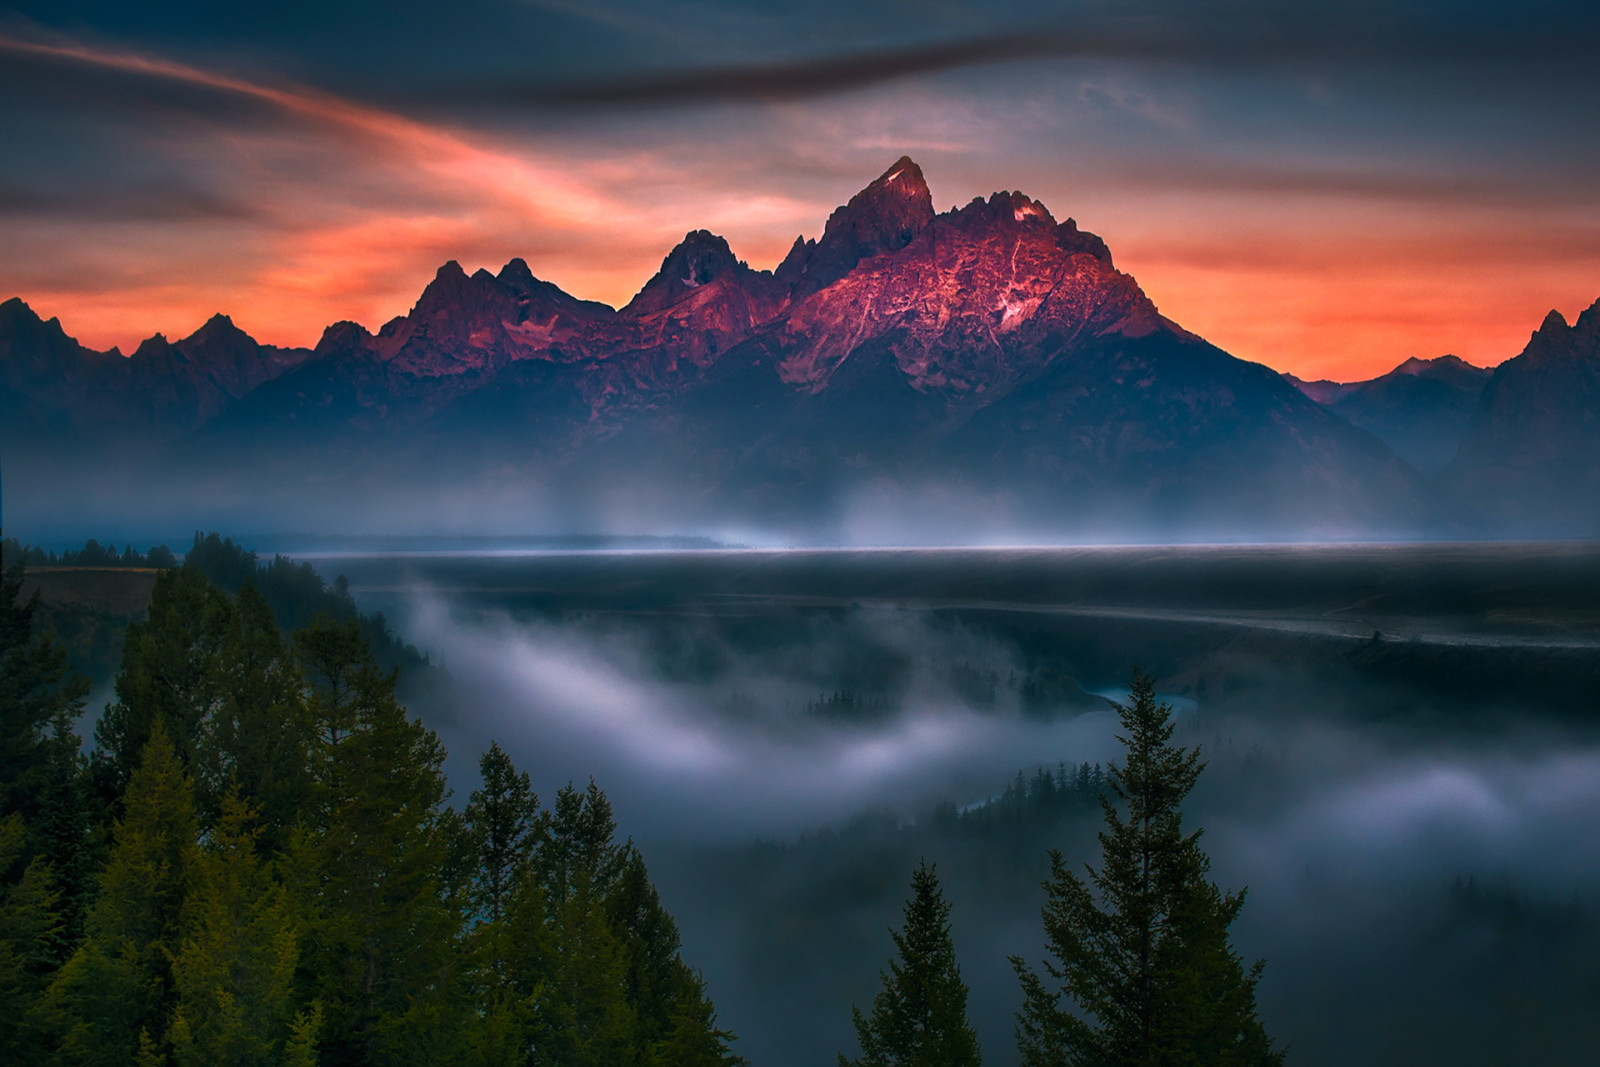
842 859 981 1067
1012 671 1282 1067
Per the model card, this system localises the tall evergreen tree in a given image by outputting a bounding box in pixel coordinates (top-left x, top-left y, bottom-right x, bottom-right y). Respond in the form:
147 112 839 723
292 615 465 1066
609 845 743 1067
461 742 545 1067
0 813 60 1062
33 705 94 958
192 581 312 851
167 790 307 1067
1011 672 1282 1067
841 859 981 1067
465 741 543 928
524 780 743 1067
49 724 199 1065
93 567 231 805
527 780 635 1067
0 546 90 855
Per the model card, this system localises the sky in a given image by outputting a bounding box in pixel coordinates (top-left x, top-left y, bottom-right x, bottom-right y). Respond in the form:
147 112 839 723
2 0 1598 381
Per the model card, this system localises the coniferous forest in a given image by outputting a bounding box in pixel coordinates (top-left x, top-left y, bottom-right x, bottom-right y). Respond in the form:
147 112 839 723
1 538 1286 1065
1 547 746 1065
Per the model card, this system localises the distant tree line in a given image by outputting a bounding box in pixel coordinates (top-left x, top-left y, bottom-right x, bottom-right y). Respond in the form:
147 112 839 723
0 545 743 1065
2 532 425 681
181 533 424 673
3 537 179 570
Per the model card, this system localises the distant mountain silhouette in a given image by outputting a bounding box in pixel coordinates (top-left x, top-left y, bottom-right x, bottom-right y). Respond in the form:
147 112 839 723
1286 355 1491 475
21 158 1597 540
0 298 310 446
1444 301 1600 534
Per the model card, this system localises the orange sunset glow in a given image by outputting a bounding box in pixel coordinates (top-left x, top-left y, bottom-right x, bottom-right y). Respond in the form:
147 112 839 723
4 27 1596 382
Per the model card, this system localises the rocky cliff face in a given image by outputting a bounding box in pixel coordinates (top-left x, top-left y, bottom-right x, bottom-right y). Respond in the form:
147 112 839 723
1446 301 1600 533
784 156 937 299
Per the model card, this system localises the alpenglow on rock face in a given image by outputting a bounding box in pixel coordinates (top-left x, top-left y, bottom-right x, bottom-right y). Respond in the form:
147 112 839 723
0 157 1475 539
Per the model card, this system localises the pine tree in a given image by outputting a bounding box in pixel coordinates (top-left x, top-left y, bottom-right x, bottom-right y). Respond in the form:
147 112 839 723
841 859 981 1067
49 723 199 1065
1011 671 1282 1067
461 742 545 1067
192 581 312 852
93 567 231 805
0 546 90 855
293 615 465 1065
168 790 305 1067
34 705 94 959
527 780 635 1067
609 845 743 1067
533 895 636 1067
0 813 60 1062
466 741 543 927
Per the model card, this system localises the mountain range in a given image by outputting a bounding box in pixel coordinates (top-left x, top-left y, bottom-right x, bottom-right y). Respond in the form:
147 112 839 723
2 157 1596 540
1284 355 1493 476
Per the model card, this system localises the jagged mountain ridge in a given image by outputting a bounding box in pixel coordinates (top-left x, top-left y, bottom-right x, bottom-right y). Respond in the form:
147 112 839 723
0 299 311 444
3 157 1456 536
196 157 1180 445
1444 301 1600 533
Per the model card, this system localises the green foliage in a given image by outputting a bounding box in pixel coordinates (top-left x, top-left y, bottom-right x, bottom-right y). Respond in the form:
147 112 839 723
192 582 313 851
50 723 199 1065
185 532 423 672
34 706 94 957
1011 671 1282 1067
169 792 302 1067
293 614 465 1065
465 741 543 927
841 860 981 1067
0 553 740 1066
0 814 61 1062
93 567 231 804
0 548 90 847
609 845 742 1066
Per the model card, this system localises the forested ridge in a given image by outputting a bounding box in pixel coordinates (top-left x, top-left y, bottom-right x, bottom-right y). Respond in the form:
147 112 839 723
0 543 744 1065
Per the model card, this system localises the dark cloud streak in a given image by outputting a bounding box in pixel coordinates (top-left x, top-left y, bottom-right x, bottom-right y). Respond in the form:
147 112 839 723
423 7 1600 111
0 181 265 223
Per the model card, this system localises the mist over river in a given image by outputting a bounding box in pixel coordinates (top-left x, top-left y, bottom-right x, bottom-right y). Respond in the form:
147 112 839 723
300 542 1600 1066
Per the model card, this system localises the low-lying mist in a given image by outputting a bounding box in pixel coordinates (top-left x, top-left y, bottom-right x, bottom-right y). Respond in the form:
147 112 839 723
407 596 1125 837
376 570 1600 1066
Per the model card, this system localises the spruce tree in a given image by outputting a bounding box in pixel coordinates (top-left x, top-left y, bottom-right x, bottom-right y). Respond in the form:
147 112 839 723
293 615 465 1065
608 845 742 1066
461 742 545 1066
465 741 543 927
49 723 199 1065
0 546 90 856
525 779 742 1066
192 581 312 851
0 814 60 1062
34 706 94 958
527 780 635 1067
841 859 981 1067
94 567 231 805
168 790 307 1067
1011 671 1282 1067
